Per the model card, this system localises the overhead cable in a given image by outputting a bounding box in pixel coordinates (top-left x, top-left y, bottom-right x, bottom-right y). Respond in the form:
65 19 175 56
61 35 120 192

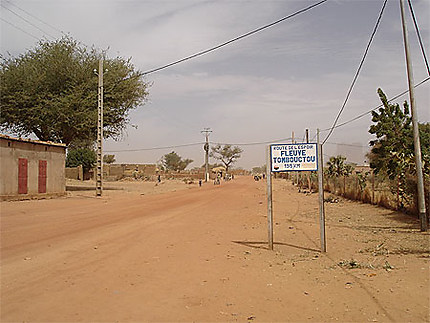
0 3 56 39
322 0 388 144
407 0 430 76
320 76 430 132
0 17 39 40
106 70 428 157
105 136 296 153
142 0 328 75
3 0 63 35
213 137 293 147
104 142 204 153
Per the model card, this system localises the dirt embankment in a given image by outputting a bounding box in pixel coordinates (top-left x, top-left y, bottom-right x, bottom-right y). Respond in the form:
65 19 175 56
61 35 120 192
1 176 429 322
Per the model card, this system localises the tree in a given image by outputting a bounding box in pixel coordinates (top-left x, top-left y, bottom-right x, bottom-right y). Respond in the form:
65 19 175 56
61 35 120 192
0 36 149 145
368 88 414 179
103 154 116 164
210 144 243 173
325 155 354 194
66 148 96 173
368 89 430 209
161 151 193 172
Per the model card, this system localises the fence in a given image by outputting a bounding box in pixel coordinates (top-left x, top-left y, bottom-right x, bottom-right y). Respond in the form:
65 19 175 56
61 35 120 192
288 171 429 218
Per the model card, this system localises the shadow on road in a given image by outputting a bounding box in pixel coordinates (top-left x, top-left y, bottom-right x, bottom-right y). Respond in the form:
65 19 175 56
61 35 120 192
232 240 321 253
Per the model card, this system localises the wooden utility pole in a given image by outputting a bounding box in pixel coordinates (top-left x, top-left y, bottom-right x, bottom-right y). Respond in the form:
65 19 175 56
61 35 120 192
400 0 427 231
96 59 104 197
317 129 326 252
201 128 212 182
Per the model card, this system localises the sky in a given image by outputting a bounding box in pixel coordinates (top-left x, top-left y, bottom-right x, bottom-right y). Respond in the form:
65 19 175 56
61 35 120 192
1 0 429 170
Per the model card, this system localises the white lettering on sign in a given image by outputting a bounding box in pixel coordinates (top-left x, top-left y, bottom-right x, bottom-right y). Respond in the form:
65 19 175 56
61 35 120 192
270 143 318 172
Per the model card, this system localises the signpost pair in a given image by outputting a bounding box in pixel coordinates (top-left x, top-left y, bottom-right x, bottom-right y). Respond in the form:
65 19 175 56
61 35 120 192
266 136 326 252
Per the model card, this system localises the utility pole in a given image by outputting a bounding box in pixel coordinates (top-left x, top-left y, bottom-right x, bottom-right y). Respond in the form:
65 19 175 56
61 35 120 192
96 59 104 196
400 0 427 231
201 128 212 182
317 129 326 252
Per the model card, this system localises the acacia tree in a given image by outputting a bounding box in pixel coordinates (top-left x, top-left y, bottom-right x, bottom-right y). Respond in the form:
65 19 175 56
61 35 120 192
161 151 193 172
0 36 149 145
210 144 243 173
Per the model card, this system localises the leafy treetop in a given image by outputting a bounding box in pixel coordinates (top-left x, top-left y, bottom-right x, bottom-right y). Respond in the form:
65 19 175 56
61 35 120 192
0 36 149 146
210 144 243 172
161 151 193 172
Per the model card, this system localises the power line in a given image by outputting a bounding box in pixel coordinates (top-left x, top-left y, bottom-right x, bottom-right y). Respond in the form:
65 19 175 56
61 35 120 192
142 0 328 75
407 0 430 76
322 0 388 144
320 76 430 132
105 142 204 153
3 0 63 35
325 142 369 148
0 3 57 39
0 17 39 40
213 137 293 147
105 136 296 153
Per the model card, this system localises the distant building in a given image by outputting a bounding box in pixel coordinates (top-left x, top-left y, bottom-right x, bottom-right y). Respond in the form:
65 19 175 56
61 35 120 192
0 134 66 200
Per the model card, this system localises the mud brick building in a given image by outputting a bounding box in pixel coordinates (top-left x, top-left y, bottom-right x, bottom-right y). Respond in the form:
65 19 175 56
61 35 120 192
0 134 66 200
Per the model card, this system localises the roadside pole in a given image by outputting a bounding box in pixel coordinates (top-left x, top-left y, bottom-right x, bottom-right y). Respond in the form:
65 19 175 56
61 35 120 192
266 145 274 250
96 59 104 197
399 0 427 231
201 128 212 182
317 129 326 252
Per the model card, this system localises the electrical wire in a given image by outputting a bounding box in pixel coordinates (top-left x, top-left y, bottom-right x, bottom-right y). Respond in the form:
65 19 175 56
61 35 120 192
407 0 430 76
141 0 328 75
322 0 388 144
325 142 368 148
3 0 63 35
320 76 430 132
0 3 56 39
213 137 293 147
105 136 295 153
104 142 204 153
0 17 39 40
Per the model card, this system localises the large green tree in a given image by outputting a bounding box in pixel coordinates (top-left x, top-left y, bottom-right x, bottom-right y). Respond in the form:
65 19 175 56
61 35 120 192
368 88 429 208
0 36 149 145
161 151 193 172
66 148 96 173
368 89 429 178
210 144 243 172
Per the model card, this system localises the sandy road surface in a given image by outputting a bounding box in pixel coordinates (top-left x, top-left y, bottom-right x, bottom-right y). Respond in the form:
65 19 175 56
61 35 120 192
1 176 429 322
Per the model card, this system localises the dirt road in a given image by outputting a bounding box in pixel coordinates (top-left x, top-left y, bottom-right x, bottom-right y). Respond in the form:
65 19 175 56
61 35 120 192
1 176 429 322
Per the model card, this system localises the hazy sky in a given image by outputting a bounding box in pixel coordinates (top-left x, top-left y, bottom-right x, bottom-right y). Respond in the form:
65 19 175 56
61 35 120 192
1 0 429 169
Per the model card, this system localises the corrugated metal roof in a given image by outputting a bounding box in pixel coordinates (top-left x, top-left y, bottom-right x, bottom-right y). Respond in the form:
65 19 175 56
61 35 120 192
0 134 67 148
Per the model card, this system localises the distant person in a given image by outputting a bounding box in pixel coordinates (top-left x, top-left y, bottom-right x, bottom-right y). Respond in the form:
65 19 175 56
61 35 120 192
157 174 161 183
199 179 202 187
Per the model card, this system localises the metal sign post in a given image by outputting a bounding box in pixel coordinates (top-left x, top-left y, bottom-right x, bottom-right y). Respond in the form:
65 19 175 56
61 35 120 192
267 141 326 252
266 145 273 250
